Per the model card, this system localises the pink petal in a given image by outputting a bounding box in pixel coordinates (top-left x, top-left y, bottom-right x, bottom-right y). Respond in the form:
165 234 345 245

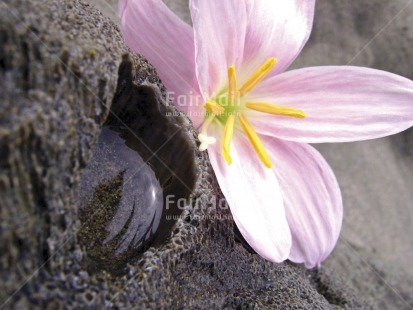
262 136 343 268
247 66 413 143
188 0 248 97
242 0 315 78
208 125 292 262
119 0 203 127
189 0 315 96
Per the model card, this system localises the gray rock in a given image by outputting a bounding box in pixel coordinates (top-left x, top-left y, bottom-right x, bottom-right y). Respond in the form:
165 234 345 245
0 0 411 309
145 0 413 308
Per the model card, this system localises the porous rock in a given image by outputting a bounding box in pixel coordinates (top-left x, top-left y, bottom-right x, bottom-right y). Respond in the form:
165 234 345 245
99 0 413 308
0 0 369 308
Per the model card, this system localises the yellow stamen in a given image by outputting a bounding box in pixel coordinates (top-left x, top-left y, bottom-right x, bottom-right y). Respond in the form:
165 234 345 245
222 115 235 165
246 102 306 118
238 113 272 168
239 58 278 97
228 65 238 105
205 100 225 115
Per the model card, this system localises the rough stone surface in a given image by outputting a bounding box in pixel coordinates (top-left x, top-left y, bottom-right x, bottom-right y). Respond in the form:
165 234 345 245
1 0 412 309
134 0 413 308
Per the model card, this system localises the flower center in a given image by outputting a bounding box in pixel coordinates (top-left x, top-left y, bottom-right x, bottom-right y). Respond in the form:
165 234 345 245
198 57 306 168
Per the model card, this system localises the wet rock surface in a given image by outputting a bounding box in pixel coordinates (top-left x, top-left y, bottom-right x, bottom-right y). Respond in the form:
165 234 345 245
79 126 164 274
78 56 197 275
1 0 412 309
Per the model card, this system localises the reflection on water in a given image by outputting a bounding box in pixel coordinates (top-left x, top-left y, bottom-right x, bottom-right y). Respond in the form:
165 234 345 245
78 56 197 274
79 127 163 273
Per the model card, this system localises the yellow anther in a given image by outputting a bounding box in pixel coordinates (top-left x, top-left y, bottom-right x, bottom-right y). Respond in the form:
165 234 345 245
239 58 278 97
246 102 306 118
228 65 238 105
205 100 225 115
222 114 235 165
238 113 272 168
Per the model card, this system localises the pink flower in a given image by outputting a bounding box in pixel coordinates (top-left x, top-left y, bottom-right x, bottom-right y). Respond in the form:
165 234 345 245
119 0 413 267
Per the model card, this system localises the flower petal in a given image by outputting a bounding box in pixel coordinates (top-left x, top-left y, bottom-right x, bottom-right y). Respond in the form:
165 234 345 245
207 124 292 262
189 0 248 97
189 0 315 97
262 136 343 268
247 66 413 143
242 0 315 78
119 0 203 126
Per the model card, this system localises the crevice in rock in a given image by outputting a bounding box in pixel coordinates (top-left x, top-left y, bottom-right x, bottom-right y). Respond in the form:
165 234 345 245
20 40 30 92
77 54 197 275
106 54 197 248
308 269 349 307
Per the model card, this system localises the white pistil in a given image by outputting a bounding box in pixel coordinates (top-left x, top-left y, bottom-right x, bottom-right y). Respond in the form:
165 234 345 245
198 114 216 151
198 133 216 151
